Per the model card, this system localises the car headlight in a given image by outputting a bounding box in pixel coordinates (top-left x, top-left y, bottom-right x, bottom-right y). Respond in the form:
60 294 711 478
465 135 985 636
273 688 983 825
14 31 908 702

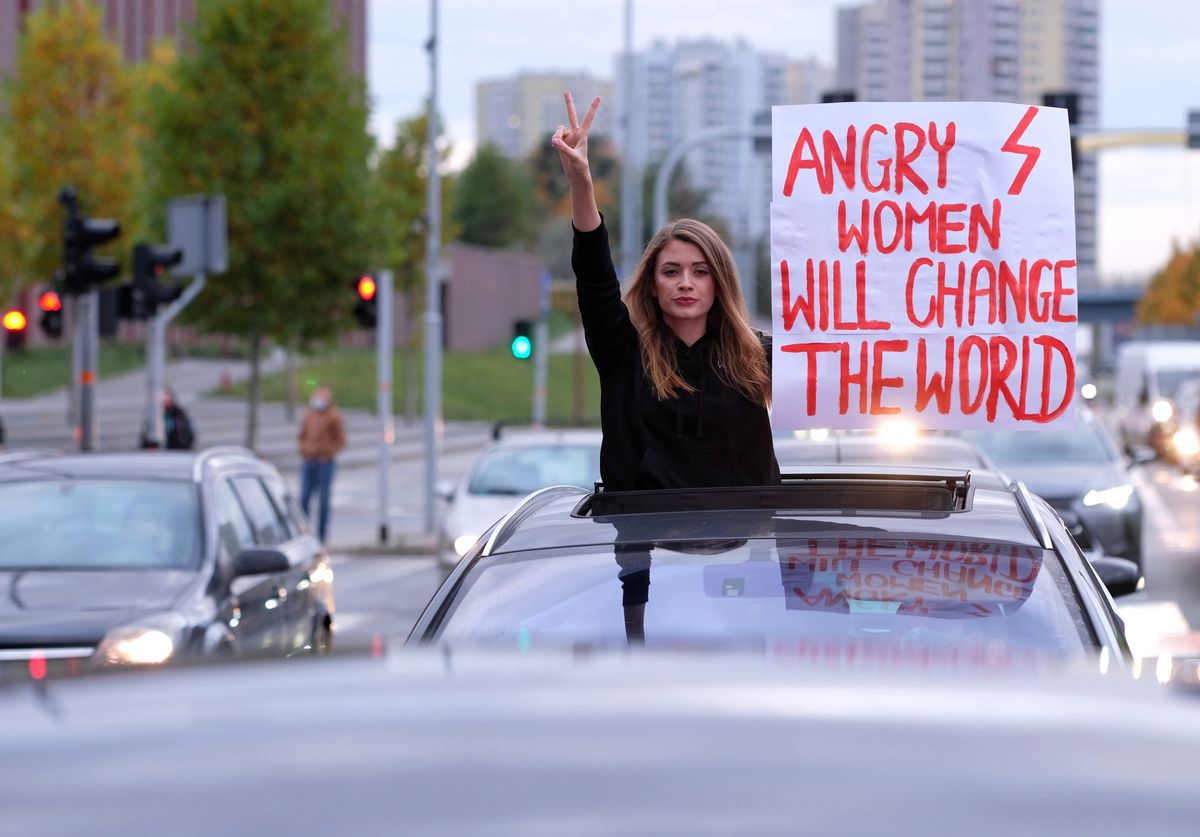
1082 484 1134 510
96 616 184 666
1151 399 1173 424
453 534 480 557
1173 428 1200 458
1080 383 1097 400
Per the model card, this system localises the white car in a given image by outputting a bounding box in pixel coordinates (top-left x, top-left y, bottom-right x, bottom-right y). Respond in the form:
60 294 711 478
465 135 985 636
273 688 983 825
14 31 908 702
437 427 602 568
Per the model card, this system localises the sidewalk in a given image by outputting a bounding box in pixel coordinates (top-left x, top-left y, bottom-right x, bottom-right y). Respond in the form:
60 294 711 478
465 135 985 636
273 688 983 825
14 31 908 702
0 355 492 552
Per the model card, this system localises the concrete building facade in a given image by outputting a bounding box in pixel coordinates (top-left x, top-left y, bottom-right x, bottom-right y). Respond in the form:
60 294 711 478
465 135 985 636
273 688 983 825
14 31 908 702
835 0 1100 284
476 71 613 161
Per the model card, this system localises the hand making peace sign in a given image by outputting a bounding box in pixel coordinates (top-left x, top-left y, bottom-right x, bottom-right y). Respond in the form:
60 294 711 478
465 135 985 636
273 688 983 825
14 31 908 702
552 92 603 231
551 92 601 184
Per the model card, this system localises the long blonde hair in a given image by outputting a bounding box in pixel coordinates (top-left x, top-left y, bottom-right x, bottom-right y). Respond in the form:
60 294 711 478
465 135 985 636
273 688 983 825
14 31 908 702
625 218 771 406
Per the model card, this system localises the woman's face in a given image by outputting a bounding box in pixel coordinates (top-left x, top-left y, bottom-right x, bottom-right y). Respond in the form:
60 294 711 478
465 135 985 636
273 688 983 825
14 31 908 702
652 238 716 335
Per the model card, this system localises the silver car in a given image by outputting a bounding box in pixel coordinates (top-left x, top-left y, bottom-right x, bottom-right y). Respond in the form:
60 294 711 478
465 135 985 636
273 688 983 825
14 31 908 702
437 427 602 568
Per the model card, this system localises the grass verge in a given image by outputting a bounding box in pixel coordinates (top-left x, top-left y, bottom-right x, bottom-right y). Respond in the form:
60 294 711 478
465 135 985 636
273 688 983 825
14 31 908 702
1 343 146 399
219 346 603 423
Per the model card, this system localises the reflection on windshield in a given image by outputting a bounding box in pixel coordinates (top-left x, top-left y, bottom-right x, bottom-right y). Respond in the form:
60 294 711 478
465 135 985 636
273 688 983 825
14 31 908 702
435 537 1093 669
468 445 601 496
0 480 201 569
961 424 1112 465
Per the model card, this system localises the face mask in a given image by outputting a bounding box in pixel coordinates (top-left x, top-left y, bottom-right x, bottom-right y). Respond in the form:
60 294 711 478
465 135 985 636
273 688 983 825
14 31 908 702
310 398 328 410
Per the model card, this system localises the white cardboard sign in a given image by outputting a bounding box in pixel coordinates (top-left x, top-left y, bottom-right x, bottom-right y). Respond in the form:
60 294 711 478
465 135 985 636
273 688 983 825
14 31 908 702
770 102 1077 430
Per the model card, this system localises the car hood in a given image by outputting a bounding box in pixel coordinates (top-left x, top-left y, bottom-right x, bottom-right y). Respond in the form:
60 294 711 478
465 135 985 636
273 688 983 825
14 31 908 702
0 569 195 645
444 494 525 539
994 462 1129 503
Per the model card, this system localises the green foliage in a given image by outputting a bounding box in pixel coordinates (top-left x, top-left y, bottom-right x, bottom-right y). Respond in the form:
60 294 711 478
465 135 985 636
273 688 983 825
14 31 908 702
145 0 374 346
451 144 536 248
0 0 137 301
368 114 456 298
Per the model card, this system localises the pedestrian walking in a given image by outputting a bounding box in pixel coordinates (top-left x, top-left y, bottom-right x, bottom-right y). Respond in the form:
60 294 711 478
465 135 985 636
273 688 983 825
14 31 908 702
552 92 780 491
298 385 346 542
163 388 196 450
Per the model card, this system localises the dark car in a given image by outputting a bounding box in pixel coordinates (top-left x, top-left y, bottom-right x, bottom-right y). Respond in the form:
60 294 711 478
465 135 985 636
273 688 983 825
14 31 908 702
959 410 1144 567
410 467 1136 671
0 448 334 676
773 430 1006 485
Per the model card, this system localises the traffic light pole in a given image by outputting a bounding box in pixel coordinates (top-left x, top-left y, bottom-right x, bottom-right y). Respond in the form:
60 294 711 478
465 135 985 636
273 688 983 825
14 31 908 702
423 0 443 535
376 270 394 544
77 289 99 451
532 270 550 429
141 274 206 447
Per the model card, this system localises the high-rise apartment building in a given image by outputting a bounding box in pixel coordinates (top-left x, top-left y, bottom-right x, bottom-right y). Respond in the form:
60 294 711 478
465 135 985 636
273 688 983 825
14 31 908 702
0 0 366 77
835 0 1099 284
619 39 831 305
476 72 614 161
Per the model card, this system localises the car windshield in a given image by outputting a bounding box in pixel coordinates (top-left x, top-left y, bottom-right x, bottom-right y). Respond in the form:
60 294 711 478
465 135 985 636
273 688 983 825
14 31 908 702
0 480 201 570
433 537 1095 669
1156 369 1200 400
468 445 601 496
961 424 1113 466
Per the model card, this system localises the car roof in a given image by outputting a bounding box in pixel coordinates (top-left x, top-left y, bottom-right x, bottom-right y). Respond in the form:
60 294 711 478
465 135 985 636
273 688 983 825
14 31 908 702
0 448 269 483
484 467 1044 556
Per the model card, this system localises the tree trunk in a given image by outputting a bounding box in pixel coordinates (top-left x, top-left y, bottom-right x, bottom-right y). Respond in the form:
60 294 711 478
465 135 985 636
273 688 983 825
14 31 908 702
283 338 297 423
245 329 261 450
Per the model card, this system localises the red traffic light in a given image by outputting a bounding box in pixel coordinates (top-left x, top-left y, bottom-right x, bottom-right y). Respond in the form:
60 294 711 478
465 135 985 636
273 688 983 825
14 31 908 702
3 309 27 331
38 291 62 312
357 275 376 301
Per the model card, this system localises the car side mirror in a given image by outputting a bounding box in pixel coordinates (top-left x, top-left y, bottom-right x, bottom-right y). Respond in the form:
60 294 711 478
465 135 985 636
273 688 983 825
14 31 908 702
233 547 290 578
436 480 455 501
1090 556 1143 598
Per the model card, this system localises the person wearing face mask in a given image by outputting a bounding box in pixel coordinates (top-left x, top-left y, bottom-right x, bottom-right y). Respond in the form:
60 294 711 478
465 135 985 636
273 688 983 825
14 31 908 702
298 385 346 542
552 92 780 491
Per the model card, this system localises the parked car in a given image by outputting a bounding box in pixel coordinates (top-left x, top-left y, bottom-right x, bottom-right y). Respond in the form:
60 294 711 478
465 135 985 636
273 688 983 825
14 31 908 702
412 466 1137 671
1113 340 1200 458
959 410 1144 567
437 426 602 569
0 448 334 677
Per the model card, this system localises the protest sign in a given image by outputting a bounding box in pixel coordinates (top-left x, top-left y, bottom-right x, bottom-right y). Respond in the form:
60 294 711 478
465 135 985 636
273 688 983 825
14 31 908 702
770 102 1077 430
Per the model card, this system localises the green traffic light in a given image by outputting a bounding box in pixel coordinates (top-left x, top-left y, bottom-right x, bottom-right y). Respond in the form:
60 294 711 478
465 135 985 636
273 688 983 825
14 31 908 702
511 335 532 359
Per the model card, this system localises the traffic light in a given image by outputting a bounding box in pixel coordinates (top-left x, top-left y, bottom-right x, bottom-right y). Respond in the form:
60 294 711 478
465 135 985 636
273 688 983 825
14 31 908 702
1042 91 1079 171
3 308 27 351
38 290 63 339
59 186 120 296
118 243 183 320
510 319 532 360
353 274 377 329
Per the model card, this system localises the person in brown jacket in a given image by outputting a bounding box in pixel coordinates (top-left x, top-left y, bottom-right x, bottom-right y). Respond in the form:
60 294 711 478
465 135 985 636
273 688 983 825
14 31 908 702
298 386 346 542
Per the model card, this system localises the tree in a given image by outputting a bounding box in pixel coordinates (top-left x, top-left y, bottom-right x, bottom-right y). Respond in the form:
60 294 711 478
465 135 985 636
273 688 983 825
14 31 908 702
1138 241 1200 326
0 0 137 301
451 144 535 248
146 0 375 448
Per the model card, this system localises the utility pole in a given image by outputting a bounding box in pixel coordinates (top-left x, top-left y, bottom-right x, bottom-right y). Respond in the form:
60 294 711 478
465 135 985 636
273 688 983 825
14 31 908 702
619 0 640 281
423 0 443 534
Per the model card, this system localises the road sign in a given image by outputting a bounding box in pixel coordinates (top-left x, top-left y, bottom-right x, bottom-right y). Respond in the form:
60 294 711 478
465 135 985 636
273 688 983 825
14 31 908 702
167 194 228 276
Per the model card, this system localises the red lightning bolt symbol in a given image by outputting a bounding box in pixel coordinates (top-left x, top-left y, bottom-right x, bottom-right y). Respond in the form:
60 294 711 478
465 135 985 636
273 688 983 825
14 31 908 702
1001 105 1041 195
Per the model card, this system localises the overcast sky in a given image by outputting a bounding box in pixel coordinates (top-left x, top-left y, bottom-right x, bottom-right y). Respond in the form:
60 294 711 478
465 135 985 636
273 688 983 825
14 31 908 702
367 0 1200 281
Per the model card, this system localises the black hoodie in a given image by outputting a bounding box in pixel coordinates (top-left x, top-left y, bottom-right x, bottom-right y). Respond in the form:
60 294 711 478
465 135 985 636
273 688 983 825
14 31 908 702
572 220 781 491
